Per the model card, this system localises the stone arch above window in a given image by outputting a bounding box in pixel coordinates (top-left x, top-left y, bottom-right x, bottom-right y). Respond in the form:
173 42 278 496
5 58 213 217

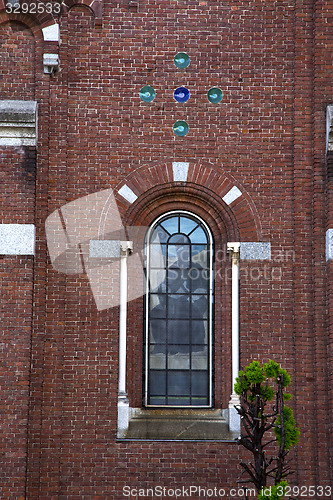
114 160 262 242
0 7 61 75
61 0 103 26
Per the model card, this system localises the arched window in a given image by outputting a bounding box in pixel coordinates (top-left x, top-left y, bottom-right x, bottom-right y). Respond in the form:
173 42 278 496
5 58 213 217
144 212 214 407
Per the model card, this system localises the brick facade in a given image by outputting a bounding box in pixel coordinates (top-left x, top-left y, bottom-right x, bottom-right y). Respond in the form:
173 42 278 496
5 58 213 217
0 0 332 498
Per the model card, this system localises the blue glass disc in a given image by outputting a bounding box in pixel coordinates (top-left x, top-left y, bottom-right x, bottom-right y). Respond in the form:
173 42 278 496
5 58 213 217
207 87 223 104
174 52 190 69
139 85 156 102
174 87 190 103
173 120 189 137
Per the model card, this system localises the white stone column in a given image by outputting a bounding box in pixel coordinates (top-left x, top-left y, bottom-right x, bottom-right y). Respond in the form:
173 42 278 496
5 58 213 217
227 242 241 433
117 240 133 437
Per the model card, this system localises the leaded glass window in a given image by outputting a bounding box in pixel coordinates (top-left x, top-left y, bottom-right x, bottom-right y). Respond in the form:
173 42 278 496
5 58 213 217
144 212 214 407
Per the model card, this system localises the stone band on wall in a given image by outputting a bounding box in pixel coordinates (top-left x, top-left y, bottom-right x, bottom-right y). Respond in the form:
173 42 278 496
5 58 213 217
0 101 37 147
0 224 35 255
326 229 333 261
90 240 121 258
240 242 271 260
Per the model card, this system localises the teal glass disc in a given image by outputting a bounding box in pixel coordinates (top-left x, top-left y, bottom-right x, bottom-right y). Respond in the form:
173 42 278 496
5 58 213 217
173 120 189 137
174 52 190 69
139 85 156 102
207 87 223 103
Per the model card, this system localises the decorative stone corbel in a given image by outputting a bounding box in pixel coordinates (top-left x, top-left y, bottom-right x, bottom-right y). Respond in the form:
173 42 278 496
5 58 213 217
43 54 60 75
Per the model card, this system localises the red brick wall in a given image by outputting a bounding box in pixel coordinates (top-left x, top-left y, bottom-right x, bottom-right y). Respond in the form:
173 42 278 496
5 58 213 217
0 21 35 99
314 0 333 488
0 0 332 497
0 149 35 498
0 144 36 499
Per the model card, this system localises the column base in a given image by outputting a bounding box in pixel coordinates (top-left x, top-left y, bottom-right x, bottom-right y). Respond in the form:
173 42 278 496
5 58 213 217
228 394 241 434
117 394 130 438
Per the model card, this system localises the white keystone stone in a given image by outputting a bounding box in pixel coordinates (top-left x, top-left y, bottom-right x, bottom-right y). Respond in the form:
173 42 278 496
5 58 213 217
222 186 242 205
42 24 60 42
172 162 189 182
118 185 138 204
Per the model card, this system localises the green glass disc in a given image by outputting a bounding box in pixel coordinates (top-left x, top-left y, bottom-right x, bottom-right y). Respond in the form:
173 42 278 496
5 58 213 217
207 87 223 103
174 52 190 69
139 86 156 102
173 120 189 137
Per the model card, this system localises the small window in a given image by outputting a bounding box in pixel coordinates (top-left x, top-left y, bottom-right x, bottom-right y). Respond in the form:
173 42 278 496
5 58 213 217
144 211 214 407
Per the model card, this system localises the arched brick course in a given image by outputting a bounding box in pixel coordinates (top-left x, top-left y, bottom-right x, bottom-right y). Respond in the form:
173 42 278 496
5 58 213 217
61 0 103 24
114 160 263 242
0 0 59 33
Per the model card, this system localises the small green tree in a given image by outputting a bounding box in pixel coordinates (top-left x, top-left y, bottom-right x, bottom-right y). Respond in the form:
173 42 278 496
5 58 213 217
234 360 300 498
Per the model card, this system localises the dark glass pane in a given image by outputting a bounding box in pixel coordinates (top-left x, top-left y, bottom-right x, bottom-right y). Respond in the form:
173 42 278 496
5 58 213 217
151 226 169 244
191 372 208 396
168 371 190 396
161 217 179 234
191 396 209 405
191 321 208 344
150 244 166 268
149 319 166 343
168 397 191 406
149 396 166 405
192 295 208 319
167 269 190 293
191 269 209 293
191 348 208 370
150 269 166 292
150 294 166 317
168 348 190 369
168 244 190 268
168 319 190 343
150 343 167 354
191 319 206 345
180 217 198 235
149 350 166 369
192 245 208 268
168 234 190 244
189 225 207 244
168 295 190 317
150 371 166 396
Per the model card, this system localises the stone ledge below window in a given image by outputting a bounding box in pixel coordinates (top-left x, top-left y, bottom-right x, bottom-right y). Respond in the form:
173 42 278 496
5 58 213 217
0 100 37 147
119 408 238 441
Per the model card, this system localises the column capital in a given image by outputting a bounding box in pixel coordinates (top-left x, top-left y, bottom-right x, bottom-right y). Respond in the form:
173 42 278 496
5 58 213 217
120 240 133 255
227 242 240 258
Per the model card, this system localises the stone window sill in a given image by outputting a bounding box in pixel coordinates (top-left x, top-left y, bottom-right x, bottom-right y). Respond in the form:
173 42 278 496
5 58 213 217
118 408 238 442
